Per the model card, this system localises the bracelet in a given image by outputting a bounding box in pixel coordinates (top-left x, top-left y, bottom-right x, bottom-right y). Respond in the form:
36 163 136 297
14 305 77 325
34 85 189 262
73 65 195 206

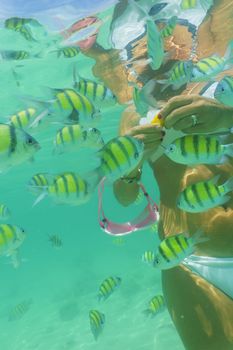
120 167 142 184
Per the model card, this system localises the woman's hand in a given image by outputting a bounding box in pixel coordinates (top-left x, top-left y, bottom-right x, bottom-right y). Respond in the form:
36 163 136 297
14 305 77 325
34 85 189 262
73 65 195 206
128 124 165 159
160 95 233 133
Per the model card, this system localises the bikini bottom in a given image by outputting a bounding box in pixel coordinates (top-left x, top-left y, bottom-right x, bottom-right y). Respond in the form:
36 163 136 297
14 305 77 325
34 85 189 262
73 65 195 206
183 255 233 299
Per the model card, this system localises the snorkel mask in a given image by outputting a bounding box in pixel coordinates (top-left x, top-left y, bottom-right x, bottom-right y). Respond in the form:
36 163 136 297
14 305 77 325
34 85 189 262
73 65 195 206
98 178 159 236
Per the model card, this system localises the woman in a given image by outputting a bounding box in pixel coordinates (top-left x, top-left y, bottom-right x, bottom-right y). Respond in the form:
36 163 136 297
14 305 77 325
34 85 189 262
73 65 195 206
83 0 233 349
114 95 233 350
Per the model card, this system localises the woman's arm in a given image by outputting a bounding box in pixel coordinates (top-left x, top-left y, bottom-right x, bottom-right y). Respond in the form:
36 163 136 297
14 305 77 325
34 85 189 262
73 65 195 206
113 105 164 206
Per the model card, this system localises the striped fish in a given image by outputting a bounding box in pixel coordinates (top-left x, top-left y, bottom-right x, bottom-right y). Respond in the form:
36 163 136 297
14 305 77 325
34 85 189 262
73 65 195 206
0 204 11 220
8 299 32 321
160 16 178 38
0 224 26 256
180 0 213 11
98 276 121 301
165 135 233 165
4 17 40 42
0 124 40 172
4 17 39 30
153 230 208 269
28 173 54 194
146 19 164 71
89 310 105 340
92 136 144 185
48 234 63 248
177 175 233 213
214 75 233 107
54 125 104 154
191 55 226 82
158 61 193 89
48 88 101 127
55 46 80 58
143 295 165 317
33 172 91 206
74 73 117 108
9 108 37 129
142 250 155 265
1 50 30 60
180 0 198 9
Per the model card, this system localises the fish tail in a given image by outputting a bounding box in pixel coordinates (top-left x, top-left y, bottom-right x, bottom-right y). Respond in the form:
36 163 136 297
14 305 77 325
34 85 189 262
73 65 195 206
224 40 233 66
223 143 233 158
85 169 102 192
142 309 152 317
222 176 233 194
190 229 209 246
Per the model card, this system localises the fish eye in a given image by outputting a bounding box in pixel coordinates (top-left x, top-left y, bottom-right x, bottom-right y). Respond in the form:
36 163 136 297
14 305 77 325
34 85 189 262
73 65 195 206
221 86 225 92
134 151 139 159
168 144 176 152
92 128 98 133
27 138 33 144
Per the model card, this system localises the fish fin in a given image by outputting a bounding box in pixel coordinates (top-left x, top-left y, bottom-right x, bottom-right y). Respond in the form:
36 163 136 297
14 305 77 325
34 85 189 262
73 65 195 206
85 169 102 192
219 155 229 164
141 80 158 107
17 94 54 112
223 143 233 158
224 40 233 65
142 309 152 317
209 174 221 185
32 191 48 207
28 109 50 128
200 0 214 11
199 81 216 96
222 177 233 193
190 229 209 246
217 195 231 206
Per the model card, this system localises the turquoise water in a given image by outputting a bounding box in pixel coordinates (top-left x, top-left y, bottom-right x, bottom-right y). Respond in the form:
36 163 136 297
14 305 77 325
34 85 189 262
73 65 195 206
1 1 232 349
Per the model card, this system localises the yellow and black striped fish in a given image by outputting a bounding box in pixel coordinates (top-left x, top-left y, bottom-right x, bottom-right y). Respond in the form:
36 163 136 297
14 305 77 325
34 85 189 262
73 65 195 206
1 50 30 60
0 224 26 255
89 309 105 340
177 175 233 213
143 295 165 317
158 61 193 89
48 234 63 248
160 16 177 38
55 46 80 58
191 52 231 82
28 173 54 195
165 135 233 165
153 230 209 269
92 136 144 185
8 299 32 321
54 125 104 154
98 276 121 301
0 204 11 220
142 250 155 265
33 172 91 206
74 75 116 108
4 17 39 42
180 0 198 10
9 108 37 129
0 124 40 172
49 88 101 126
180 0 213 11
